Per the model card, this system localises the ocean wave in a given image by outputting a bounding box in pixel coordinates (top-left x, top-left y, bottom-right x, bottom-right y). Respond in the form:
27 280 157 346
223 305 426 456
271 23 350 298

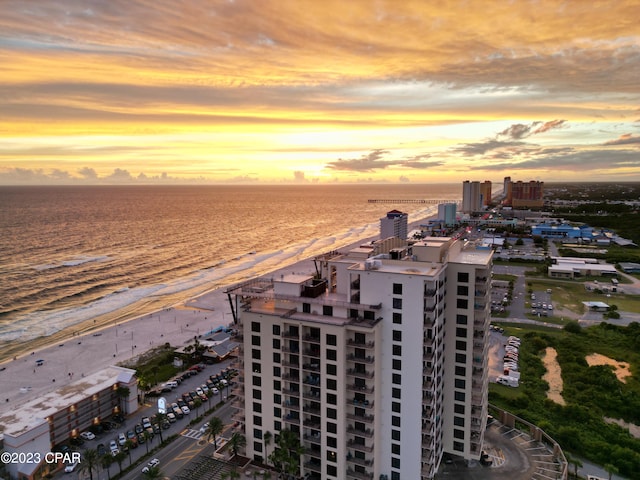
33 255 111 271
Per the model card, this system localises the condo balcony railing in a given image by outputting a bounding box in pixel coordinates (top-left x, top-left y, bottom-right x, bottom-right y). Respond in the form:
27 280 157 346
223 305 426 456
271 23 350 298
346 411 374 423
424 287 437 297
422 433 434 447
282 388 300 397
303 460 322 472
422 379 434 390
302 334 321 343
347 383 374 394
346 467 374 479
303 390 321 400
423 336 435 347
303 418 321 429
302 363 321 372
303 447 322 459
231 411 245 423
346 455 374 467
303 432 321 444
303 375 321 386
347 338 375 349
346 439 374 453
282 373 299 381
283 414 300 425
349 398 374 409
346 368 374 379
303 404 321 415
422 420 434 433
424 315 435 327
303 349 320 358
282 330 299 339
283 400 301 410
347 353 375 364
347 425 374 438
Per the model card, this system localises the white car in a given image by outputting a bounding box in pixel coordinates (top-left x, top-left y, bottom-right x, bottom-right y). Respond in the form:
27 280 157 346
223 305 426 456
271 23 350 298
211 387 219 395
201 384 209 393
181 405 190 415
80 431 96 441
142 458 160 473
167 412 176 423
195 387 204 396
109 440 119 456
64 459 80 473
118 432 126 446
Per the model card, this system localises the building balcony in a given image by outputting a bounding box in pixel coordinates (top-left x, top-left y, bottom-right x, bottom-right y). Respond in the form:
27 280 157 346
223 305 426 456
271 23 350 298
422 433 435 447
282 330 299 339
347 338 375 349
424 315 435 327
303 375 321 386
282 359 299 368
303 432 321 444
231 411 245 423
283 413 300 425
303 389 321 400
421 465 436 478
231 385 244 397
282 373 300 381
304 446 322 459
424 287 437 297
346 467 374 479
346 384 374 394
302 363 321 372
422 419 434 433
281 345 300 353
303 418 321 429
303 459 322 472
349 398 374 409
422 378 434 390
346 368 374 379
347 425 374 438
346 412 374 424
302 334 321 344
347 455 374 467
347 354 374 364
283 400 300 411
303 404 321 415
303 349 320 358
346 439 374 453
282 388 300 397
423 336 435 348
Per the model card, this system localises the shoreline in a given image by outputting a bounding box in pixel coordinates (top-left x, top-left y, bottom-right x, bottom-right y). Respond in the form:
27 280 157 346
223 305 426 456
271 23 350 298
1 211 438 366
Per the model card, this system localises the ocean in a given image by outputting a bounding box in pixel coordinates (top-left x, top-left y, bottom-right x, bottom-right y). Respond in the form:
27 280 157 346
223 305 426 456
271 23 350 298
0 184 460 345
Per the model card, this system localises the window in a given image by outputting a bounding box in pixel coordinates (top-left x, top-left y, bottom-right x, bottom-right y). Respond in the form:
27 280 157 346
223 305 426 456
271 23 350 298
392 401 401 413
392 473 400 480
274 394 281 404
272 324 280 335
456 327 467 338
253 402 262 413
392 429 400 441
393 344 402 356
326 348 337 361
392 388 401 399
252 362 262 373
254 441 263 452
327 436 337 448
456 298 468 309
273 352 280 363
252 335 261 346
327 422 337 434
253 428 262 439
454 416 465 427
455 340 466 350
274 407 281 418
323 305 333 316
327 393 337 405
454 378 466 389
326 334 337 346
326 364 337 375
252 389 262 400
456 314 467 325
392 373 401 385
392 312 402 324
327 378 337 390
327 408 337 419
273 380 281 390
253 376 262 386
392 297 403 309
393 283 403 294
392 457 400 468
392 416 401 427
454 441 464 452
252 349 261 360
327 465 337 476
455 353 467 363
254 415 262 426
273 366 281 377
273 338 280 349
392 443 400 455
302 303 311 313
392 359 402 371
457 285 469 296
454 429 465 439
458 272 469 283
326 450 337 463
454 391 465 402
454 403 465 414
251 321 261 332
392 330 402 342
455 366 466 376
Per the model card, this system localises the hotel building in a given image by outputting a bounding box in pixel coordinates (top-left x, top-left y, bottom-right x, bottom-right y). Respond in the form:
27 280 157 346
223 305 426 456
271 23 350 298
227 237 492 480
380 210 409 241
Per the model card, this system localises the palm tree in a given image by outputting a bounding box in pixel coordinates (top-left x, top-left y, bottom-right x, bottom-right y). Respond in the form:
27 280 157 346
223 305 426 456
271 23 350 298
154 412 167 444
605 463 619 480
565 452 582 479
114 450 127 476
205 416 224 449
263 431 272 465
124 439 135 465
143 430 153 454
268 430 304 478
77 448 98 480
215 382 225 403
193 396 202 417
100 453 114 480
228 432 246 458
115 386 130 415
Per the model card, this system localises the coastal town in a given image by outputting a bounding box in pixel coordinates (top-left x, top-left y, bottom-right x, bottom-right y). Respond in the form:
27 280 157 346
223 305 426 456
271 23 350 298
1 180 639 480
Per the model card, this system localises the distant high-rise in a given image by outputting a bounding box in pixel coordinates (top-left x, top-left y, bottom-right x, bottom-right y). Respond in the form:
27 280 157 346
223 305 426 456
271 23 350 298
380 209 408 240
461 181 482 213
438 203 457 226
503 177 544 208
480 181 492 206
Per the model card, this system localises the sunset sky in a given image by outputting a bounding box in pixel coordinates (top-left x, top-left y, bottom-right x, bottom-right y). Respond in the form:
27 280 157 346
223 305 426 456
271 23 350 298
1 0 639 184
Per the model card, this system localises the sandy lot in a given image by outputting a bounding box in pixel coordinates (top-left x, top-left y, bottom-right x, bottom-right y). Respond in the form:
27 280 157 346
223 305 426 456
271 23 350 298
585 352 632 383
542 347 566 405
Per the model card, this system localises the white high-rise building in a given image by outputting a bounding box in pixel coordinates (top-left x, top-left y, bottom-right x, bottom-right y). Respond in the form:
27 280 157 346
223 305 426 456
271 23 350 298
462 181 482 213
227 237 492 480
380 209 409 240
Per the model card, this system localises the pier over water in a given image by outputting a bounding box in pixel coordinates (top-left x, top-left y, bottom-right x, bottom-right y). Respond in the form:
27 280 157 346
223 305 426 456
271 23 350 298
367 199 461 204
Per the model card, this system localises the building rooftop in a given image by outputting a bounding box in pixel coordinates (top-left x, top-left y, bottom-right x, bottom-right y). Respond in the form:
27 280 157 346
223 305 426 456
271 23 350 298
0 365 135 438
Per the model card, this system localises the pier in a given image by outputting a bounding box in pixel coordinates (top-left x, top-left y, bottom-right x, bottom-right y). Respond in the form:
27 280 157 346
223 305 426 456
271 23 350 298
367 199 461 204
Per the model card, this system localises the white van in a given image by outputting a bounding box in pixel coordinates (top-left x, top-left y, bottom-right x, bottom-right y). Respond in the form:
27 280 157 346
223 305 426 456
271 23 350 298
497 375 519 387
164 381 178 389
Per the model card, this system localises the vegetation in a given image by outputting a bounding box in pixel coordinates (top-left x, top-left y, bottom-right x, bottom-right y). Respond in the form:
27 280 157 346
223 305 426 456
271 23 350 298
489 321 640 478
205 416 224 449
267 429 305 478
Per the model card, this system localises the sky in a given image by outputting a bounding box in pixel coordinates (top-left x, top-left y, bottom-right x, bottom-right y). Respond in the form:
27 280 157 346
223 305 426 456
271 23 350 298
1 0 639 185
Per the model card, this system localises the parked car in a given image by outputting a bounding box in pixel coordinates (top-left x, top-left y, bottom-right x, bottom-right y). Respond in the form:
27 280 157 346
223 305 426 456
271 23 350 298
142 458 160 474
109 440 119 456
117 432 126 446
